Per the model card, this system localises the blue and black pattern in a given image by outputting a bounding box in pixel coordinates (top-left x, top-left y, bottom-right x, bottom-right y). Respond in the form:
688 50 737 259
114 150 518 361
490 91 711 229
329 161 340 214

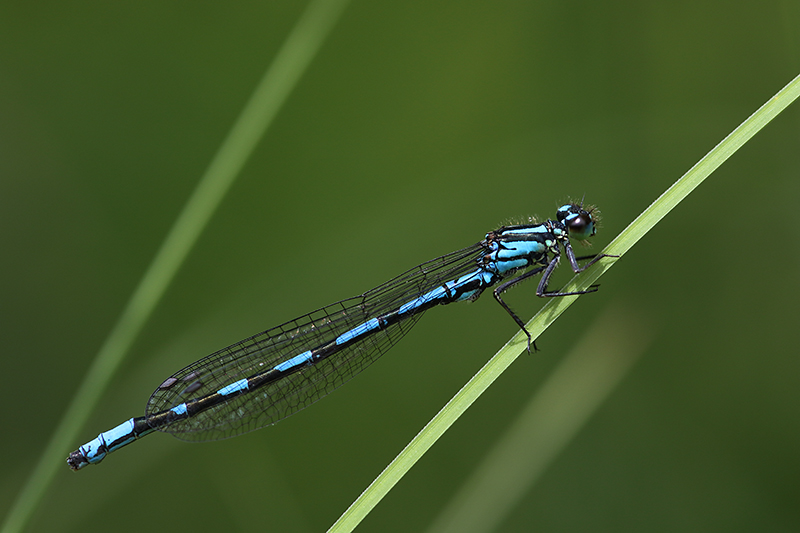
67 202 611 470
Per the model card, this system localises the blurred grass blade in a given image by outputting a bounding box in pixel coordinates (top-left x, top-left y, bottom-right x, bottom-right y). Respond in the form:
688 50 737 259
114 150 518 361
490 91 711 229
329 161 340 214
1 1 350 532
426 304 652 533
327 72 800 533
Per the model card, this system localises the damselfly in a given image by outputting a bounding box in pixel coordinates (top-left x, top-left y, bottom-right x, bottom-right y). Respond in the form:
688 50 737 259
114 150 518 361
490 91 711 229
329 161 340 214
68 202 612 470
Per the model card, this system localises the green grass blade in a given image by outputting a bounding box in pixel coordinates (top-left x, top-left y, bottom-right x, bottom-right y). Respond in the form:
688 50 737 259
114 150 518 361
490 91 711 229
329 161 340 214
0 1 350 532
327 71 800 533
425 304 652 533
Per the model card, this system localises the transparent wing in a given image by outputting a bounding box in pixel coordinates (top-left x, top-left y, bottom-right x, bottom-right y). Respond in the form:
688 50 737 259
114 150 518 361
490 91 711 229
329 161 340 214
146 242 486 442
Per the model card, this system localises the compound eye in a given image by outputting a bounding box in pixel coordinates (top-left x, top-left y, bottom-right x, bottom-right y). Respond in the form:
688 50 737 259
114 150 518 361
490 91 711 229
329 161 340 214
567 212 595 240
568 213 587 230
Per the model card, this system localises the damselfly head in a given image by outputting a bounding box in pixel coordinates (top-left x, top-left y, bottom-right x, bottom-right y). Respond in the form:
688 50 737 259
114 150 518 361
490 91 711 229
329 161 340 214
556 203 599 242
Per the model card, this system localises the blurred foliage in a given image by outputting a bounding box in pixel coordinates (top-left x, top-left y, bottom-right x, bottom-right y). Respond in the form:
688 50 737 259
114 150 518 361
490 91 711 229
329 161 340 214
1 1 799 532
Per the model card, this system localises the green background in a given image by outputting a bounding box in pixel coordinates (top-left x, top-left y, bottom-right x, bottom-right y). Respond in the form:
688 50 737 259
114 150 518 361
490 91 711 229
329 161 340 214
2 1 799 531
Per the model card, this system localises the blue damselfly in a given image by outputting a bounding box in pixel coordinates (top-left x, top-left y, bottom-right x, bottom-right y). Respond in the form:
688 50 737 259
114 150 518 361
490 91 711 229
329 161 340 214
68 202 612 470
